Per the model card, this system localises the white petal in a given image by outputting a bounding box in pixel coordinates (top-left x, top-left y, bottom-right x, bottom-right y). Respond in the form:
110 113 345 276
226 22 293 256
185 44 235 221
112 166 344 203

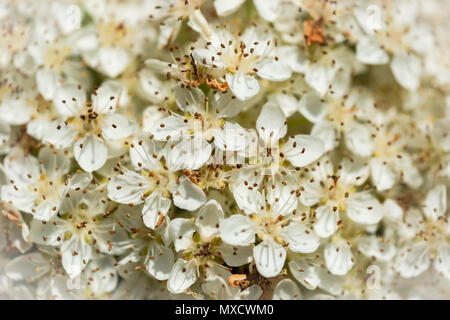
29 218 66 246
213 121 249 152
167 259 197 294
268 93 298 118
353 5 385 35
98 47 130 78
225 73 260 101
144 241 174 280
165 137 211 171
356 37 389 65
53 84 85 117
195 200 224 240
281 135 324 168
346 192 383 225
423 184 447 221
172 176 206 211
209 91 245 118
5 253 50 282
339 158 370 186
253 0 281 22
102 113 135 140
304 64 336 96
284 222 320 254
256 59 292 81
274 46 307 73
74 134 107 172
214 0 245 16
217 245 253 267
370 158 396 191
187 9 211 39
202 275 238 300
142 192 171 230
358 235 396 261
157 17 181 48
396 241 431 278
39 146 71 176
3 148 39 183
390 52 421 91
138 68 170 104
44 120 78 148
61 236 93 278
27 118 48 141
345 123 374 157
240 285 263 300
383 199 403 221
33 201 61 222
253 238 286 278
314 205 338 238
434 244 450 279
324 240 354 276
150 115 189 141
129 137 162 170
107 169 147 205
298 92 328 123
256 102 287 143
267 175 298 216
1 185 34 214
92 80 126 113
298 180 322 207
36 68 58 100
168 218 195 252
288 258 321 290
273 279 302 300
174 85 205 113
142 106 167 132
84 256 118 296
311 121 339 153
397 153 423 189
219 214 255 246
0 97 31 125
232 187 265 215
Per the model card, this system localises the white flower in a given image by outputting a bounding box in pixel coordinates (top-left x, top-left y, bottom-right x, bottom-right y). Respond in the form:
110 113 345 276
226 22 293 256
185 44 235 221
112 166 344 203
114 204 174 281
301 88 376 156
0 147 88 221
370 120 423 190
229 101 324 179
29 188 130 279
395 185 449 279
220 175 320 278
324 239 354 276
149 0 208 48
107 137 206 229
192 25 302 101
352 1 424 91
166 200 252 294
272 279 303 300
299 157 383 238
148 85 250 169
44 81 135 172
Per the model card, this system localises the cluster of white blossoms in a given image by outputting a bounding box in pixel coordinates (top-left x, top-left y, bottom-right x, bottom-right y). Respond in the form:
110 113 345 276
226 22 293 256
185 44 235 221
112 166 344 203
0 0 449 300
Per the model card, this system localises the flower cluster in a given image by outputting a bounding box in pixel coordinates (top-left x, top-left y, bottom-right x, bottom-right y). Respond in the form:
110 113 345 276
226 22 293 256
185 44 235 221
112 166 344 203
0 0 449 300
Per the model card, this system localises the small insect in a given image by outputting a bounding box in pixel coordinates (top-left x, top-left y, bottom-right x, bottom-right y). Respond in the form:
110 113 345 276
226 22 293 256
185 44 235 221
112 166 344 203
228 274 248 288
180 54 229 92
